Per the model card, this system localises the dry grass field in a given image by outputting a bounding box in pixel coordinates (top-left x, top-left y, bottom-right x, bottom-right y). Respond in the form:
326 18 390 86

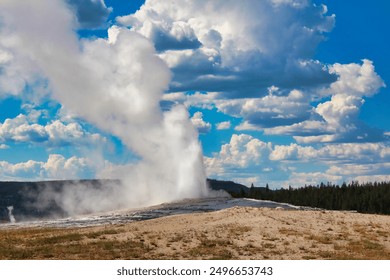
1 207 389 260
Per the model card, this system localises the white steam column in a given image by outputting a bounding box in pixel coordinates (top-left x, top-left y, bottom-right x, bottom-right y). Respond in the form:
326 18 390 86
7 206 16 223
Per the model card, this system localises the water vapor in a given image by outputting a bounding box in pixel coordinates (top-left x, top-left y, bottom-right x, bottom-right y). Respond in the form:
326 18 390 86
7 206 16 223
0 0 209 216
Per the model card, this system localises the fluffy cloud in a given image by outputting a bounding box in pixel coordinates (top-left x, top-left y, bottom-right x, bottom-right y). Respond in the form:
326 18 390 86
43 154 90 179
129 2 385 145
206 133 390 187
165 88 317 132
263 120 328 136
164 60 386 144
216 89 311 129
0 115 47 142
205 134 273 178
66 0 112 29
216 121 231 130
263 60 386 143
120 0 335 97
217 134 272 167
190 111 211 133
0 114 105 146
0 160 43 180
0 154 95 180
270 142 390 163
203 134 311 185
326 59 385 97
270 143 316 161
315 60 384 127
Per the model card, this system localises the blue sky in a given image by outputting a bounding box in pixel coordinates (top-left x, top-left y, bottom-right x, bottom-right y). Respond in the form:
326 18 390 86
0 0 389 188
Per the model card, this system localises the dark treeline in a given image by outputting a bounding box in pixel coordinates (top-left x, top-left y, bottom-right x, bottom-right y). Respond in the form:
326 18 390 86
237 181 390 215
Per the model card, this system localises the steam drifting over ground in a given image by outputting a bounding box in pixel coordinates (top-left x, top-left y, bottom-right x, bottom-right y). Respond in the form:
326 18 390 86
0 0 209 215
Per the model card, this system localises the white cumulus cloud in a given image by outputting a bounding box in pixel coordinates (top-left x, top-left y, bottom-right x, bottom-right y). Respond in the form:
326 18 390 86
205 134 273 179
119 0 335 97
216 89 311 129
43 154 90 179
216 121 231 130
0 154 96 180
264 60 386 143
190 111 211 133
0 114 105 146
206 133 390 187
126 2 386 145
270 142 390 163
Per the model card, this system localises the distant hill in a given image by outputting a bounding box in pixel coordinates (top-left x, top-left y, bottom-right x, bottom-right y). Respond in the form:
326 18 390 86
0 179 248 222
207 179 249 196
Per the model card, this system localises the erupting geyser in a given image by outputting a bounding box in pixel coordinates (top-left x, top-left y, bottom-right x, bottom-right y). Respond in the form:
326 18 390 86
0 0 209 216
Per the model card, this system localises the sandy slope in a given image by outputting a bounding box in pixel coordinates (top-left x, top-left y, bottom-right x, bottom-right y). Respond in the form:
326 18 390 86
2 204 389 260
93 206 390 259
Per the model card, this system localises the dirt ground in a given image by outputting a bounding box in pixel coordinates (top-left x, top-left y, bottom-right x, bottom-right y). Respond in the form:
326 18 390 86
1 207 390 259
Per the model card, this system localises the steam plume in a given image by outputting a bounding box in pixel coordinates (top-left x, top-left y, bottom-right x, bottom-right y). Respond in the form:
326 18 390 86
7 206 16 223
0 0 209 215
